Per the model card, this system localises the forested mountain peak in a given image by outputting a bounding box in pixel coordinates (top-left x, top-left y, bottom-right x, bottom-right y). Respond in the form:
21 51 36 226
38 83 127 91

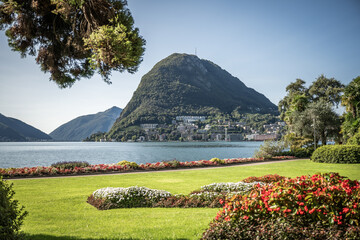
108 53 277 138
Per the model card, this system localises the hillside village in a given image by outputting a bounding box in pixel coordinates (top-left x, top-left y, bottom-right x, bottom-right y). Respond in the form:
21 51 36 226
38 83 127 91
94 114 286 142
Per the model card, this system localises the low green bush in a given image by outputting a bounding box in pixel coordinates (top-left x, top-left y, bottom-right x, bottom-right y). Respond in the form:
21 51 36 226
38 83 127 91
253 140 286 159
348 129 360 145
0 177 28 239
117 160 139 169
163 159 180 168
280 147 314 158
51 161 90 169
311 145 360 163
209 158 225 164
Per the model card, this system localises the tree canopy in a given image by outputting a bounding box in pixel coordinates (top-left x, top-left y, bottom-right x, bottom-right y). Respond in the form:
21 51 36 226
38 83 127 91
0 0 145 87
279 75 344 149
341 76 360 142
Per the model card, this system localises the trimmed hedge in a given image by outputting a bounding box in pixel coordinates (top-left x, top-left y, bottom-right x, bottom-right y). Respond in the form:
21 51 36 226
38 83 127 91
311 145 360 164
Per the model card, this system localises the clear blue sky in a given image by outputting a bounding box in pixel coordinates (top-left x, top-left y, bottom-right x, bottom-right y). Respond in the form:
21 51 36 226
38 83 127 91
0 0 359 133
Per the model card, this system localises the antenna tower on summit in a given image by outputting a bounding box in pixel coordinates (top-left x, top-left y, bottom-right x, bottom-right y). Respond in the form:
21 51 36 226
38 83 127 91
195 48 197 56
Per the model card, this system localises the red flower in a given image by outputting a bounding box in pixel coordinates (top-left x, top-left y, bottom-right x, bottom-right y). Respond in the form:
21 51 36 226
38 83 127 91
309 209 316 214
342 207 350 213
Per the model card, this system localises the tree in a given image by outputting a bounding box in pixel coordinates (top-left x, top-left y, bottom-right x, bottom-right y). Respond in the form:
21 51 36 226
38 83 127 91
278 79 308 122
0 0 145 88
341 76 360 141
308 74 344 107
279 75 343 149
304 100 341 146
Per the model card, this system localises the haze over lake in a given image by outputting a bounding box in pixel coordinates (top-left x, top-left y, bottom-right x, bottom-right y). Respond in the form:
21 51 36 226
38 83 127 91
0 141 263 168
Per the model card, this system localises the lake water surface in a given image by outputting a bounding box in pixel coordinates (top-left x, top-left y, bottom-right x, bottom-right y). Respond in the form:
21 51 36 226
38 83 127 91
0 141 263 168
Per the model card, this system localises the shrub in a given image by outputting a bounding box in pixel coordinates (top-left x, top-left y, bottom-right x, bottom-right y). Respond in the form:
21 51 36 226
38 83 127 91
88 181 261 210
242 174 287 183
202 217 360 239
198 182 261 193
51 161 90 169
280 147 314 158
311 145 360 163
88 186 172 209
163 159 180 168
253 140 286 159
0 177 28 240
209 158 225 164
202 173 360 239
154 193 224 208
117 160 139 169
347 128 360 145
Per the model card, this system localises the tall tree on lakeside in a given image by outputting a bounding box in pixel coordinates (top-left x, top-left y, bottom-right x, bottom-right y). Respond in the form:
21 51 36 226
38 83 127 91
341 76 360 143
308 74 344 107
0 0 145 88
279 75 344 150
278 78 308 122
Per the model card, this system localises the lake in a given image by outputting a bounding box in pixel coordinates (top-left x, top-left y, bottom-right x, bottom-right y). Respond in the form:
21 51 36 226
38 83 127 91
0 141 263 168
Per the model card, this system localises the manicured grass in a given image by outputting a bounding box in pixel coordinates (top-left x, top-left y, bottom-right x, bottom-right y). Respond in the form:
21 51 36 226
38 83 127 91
10 159 360 239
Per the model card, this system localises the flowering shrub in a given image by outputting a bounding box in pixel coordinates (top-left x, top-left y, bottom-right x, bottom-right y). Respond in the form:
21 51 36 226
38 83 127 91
88 186 172 209
209 158 225 164
202 173 360 239
51 161 90 169
89 180 262 210
242 174 287 183
117 160 139 169
154 193 224 208
199 182 261 193
0 164 129 178
162 159 181 168
0 156 296 178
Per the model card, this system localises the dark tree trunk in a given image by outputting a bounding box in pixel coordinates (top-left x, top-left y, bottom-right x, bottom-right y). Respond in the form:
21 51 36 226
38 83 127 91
321 131 327 145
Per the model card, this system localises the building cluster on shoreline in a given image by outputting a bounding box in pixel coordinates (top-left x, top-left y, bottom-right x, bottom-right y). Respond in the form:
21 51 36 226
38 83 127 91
113 115 286 142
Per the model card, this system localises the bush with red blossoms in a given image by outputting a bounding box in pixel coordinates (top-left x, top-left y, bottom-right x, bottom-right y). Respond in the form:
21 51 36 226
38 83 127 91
242 174 287 183
202 173 360 239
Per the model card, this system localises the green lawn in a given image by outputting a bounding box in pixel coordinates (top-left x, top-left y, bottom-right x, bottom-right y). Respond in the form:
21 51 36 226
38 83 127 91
10 159 360 239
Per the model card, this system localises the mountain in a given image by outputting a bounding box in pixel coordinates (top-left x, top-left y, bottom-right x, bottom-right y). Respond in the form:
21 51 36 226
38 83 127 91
0 113 52 141
108 53 278 138
49 106 122 141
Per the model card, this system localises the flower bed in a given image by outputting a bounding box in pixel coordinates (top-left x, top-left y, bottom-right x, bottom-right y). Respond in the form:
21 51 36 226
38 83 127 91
242 174 287 183
197 181 262 193
0 156 296 178
202 172 360 239
87 186 172 209
88 181 261 210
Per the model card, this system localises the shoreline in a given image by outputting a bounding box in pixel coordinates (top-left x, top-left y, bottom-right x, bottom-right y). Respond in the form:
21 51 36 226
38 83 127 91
7 158 305 180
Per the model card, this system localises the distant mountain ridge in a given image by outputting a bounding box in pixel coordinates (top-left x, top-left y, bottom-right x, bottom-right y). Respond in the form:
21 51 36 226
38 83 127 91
0 113 52 141
50 106 122 141
108 53 277 139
